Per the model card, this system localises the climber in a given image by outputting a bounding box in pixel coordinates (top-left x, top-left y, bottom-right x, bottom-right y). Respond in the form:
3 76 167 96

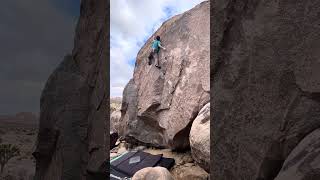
148 35 166 68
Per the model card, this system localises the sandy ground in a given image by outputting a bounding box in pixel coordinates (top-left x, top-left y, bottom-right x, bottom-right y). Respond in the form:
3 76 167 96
110 141 209 180
0 123 37 180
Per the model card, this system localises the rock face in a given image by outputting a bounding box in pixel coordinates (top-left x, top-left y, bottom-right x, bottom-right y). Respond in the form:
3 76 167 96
189 103 210 172
212 1 320 180
274 129 320 180
120 1 209 150
33 1 108 180
132 167 173 180
110 110 121 133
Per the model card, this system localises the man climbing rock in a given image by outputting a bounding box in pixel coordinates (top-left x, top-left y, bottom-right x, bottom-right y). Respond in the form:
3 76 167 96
148 35 166 68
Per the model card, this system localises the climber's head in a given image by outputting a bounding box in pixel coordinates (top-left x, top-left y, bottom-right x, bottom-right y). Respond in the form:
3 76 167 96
156 36 161 41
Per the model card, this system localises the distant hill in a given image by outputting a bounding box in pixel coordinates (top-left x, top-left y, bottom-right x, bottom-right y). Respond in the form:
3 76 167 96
110 97 122 113
0 112 39 128
110 97 122 104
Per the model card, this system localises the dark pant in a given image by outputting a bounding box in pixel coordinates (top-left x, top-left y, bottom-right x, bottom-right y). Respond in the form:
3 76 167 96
148 49 159 66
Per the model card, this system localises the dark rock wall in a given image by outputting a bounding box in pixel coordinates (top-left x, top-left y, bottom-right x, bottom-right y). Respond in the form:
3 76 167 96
33 1 108 179
212 1 320 180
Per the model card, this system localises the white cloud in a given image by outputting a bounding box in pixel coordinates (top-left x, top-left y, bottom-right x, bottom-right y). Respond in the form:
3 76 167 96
110 0 206 97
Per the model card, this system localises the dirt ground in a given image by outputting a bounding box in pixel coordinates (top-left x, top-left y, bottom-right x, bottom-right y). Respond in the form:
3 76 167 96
110 141 209 180
0 115 37 180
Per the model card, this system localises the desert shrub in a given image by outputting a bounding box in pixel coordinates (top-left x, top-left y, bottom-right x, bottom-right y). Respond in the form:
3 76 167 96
0 144 20 173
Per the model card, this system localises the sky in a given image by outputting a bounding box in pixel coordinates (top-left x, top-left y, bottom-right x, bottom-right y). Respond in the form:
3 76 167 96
0 0 80 114
110 0 206 97
0 0 206 115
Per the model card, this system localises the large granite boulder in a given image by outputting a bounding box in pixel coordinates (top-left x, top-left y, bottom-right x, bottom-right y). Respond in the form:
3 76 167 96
120 1 210 150
275 128 320 180
189 103 210 172
33 0 108 179
132 167 173 180
212 1 320 179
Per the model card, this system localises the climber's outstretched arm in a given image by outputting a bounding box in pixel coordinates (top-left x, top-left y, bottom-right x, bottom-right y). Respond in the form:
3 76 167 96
159 42 166 50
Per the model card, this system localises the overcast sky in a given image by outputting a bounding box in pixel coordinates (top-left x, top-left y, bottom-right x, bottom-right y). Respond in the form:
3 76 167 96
110 0 206 97
0 0 206 115
0 0 79 114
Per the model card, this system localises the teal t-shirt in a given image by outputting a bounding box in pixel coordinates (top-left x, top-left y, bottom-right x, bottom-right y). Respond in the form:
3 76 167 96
152 40 161 50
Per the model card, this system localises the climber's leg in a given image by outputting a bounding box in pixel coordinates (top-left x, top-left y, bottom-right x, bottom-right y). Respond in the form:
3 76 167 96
154 54 158 66
155 50 161 69
148 49 154 65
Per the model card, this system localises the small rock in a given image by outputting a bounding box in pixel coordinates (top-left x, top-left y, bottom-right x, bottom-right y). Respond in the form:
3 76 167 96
172 164 209 180
184 163 194 167
110 153 119 159
132 167 173 180
134 146 147 151
180 154 194 164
